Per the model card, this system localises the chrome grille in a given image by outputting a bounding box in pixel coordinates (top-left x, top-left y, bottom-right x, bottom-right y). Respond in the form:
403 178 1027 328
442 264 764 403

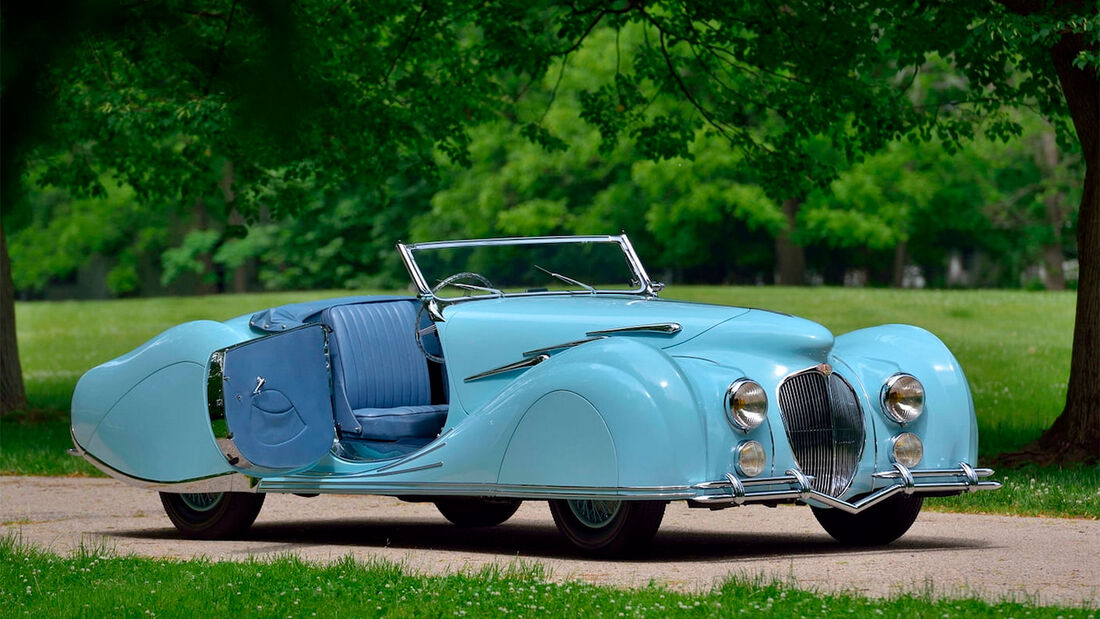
776 369 864 497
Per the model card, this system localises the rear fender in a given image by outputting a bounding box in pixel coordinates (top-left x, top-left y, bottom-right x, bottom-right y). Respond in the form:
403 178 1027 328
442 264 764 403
71 320 250 482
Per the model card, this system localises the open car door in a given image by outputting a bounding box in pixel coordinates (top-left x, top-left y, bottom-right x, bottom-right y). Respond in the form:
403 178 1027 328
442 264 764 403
215 324 334 474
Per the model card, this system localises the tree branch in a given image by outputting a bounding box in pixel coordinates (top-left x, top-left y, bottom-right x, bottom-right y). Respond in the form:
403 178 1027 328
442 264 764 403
382 1 430 84
203 0 239 96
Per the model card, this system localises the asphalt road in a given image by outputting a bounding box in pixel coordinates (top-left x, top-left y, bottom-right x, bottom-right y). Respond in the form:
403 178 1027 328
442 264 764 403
2 476 1096 606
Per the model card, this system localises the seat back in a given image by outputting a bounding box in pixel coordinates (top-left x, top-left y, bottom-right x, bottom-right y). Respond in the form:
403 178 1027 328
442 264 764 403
322 300 432 431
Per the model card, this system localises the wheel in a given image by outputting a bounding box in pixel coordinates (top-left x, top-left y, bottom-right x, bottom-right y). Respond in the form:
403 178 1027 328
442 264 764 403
434 498 522 527
811 493 923 546
548 499 666 557
159 492 266 540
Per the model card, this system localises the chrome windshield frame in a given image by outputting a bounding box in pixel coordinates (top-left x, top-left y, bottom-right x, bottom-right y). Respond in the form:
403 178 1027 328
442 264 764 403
396 235 659 302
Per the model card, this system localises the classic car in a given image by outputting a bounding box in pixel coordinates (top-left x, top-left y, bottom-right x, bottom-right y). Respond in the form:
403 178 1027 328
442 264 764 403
69 234 999 555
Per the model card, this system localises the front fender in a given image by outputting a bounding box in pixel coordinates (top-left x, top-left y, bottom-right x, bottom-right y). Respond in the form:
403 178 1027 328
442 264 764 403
832 324 978 470
488 338 706 489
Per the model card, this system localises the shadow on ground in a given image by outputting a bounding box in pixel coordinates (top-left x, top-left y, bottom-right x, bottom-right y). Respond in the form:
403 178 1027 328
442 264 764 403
113 517 990 562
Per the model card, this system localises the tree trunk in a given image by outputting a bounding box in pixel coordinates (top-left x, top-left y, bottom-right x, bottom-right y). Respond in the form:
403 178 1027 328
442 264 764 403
996 30 1099 466
775 197 805 285
0 224 27 415
892 241 908 288
1037 130 1067 291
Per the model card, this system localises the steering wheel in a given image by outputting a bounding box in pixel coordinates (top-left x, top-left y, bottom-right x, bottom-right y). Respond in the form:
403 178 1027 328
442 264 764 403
414 272 497 364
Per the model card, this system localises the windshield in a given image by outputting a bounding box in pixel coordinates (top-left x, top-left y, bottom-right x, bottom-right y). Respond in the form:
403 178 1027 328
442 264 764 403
399 236 652 300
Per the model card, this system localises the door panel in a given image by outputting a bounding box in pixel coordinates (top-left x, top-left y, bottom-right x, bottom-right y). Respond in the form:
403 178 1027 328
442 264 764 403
221 324 334 472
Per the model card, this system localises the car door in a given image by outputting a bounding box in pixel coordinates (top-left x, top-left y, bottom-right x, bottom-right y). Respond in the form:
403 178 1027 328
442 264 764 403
218 324 334 473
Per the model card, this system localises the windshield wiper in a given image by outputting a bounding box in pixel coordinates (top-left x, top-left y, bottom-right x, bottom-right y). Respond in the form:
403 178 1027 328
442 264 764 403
533 264 596 293
451 282 504 296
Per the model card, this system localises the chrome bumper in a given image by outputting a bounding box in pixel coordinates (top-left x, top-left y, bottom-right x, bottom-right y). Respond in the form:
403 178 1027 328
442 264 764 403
690 462 1000 513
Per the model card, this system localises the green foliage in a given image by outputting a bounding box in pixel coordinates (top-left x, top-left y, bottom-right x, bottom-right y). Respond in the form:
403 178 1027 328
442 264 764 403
6 2 1095 296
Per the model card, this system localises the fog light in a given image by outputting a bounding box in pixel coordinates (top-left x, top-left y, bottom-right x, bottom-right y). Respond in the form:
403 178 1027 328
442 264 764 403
736 440 767 477
891 432 923 467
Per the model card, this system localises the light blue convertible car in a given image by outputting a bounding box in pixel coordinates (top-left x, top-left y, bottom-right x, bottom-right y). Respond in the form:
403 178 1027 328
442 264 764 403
70 235 999 555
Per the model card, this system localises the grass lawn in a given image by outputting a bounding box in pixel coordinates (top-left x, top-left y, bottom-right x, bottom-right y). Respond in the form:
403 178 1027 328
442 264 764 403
2 287 1096 519
1 536 1090 618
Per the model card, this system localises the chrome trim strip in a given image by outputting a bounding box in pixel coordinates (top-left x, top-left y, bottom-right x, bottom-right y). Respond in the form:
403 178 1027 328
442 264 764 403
586 322 682 336
522 336 606 357
69 428 257 493
256 478 699 499
689 462 1000 511
464 354 549 383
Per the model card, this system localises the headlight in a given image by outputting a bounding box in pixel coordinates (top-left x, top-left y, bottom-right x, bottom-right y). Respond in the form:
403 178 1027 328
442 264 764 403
891 432 923 467
726 379 768 432
735 440 767 477
880 374 924 424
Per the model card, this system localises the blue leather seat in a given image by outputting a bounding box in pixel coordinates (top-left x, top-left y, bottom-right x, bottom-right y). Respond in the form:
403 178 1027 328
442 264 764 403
321 301 447 451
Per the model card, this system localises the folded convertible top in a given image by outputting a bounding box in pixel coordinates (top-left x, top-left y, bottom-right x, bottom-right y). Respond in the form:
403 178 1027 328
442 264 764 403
247 295 414 332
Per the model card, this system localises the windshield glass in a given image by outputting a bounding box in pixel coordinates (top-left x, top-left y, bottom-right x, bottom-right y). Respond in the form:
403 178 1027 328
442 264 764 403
401 236 648 300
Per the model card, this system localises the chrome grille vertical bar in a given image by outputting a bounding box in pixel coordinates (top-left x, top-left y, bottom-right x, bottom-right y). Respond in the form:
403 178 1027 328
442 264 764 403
777 368 865 497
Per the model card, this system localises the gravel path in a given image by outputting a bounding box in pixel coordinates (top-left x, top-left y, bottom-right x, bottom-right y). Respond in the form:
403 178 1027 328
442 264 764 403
2 476 1096 606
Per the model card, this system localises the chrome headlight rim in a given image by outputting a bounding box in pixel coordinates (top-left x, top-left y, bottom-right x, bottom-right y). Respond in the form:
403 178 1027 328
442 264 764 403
726 378 768 432
880 373 925 425
890 432 924 467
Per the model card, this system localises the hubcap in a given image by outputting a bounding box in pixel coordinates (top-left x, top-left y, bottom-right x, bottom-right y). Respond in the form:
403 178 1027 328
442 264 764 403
567 499 621 528
180 493 223 512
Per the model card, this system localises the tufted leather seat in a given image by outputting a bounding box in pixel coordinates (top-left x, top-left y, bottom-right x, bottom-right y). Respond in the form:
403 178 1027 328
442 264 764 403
321 301 447 451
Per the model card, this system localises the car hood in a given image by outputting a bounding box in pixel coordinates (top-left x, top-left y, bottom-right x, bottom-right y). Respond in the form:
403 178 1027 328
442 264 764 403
439 296 833 413
442 295 749 347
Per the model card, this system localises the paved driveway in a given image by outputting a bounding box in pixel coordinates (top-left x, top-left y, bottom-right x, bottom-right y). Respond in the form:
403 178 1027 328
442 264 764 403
2 476 1096 606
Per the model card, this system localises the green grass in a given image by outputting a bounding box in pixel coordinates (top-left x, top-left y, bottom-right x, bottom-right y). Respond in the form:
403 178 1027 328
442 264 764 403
3 287 1096 519
928 465 1100 519
1 536 1091 617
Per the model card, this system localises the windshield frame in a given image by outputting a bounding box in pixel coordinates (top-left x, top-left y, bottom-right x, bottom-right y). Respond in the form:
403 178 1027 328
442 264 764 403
397 235 660 301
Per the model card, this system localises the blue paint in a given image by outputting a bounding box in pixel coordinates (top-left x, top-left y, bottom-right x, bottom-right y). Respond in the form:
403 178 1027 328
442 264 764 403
72 284 980 501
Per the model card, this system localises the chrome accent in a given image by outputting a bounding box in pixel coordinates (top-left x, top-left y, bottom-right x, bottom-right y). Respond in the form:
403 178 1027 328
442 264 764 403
689 462 1000 510
724 472 746 505
725 379 768 432
257 479 703 499
586 322 682 336
465 354 550 383
69 428 257 493
959 461 980 492
776 367 865 497
397 240 432 295
880 373 924 425
396 234 656 300
872 463 995 481
619 233 663 296
425 298 445 322
522 336 606 357
252 376 266 395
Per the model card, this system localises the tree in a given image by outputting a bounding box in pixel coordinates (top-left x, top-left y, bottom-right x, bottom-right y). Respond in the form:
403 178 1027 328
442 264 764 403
2 1 1096 464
